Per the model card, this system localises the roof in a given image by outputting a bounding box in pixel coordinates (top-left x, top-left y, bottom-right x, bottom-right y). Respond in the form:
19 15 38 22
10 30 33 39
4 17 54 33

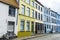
35 0 44 7
0 0 19 8
50 10 57 13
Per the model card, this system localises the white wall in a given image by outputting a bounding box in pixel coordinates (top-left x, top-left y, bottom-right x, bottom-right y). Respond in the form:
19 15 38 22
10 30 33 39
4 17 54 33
0 2 18 37
0 2 9 37
7 9 18 35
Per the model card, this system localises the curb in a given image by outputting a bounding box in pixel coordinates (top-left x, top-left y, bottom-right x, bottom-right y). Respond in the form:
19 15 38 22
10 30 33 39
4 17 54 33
13 33 60 40
21 34 46 40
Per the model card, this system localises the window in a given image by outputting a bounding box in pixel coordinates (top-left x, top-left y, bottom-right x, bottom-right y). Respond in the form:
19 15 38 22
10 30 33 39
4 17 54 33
47 16 48 22
9 6 15 17
36 4 37 9
22 0 25 1
21 5 25 14
32 10 34 18
26 0 30 4
48 10 50 15
44 9 48 14
49 25 51 29
51 18 52 23
51 13 53 16
46 10 48 14
41 7 42 12
52 18 55 23
41 14 43 21
38 13 40 20
7 22 15 32
37 5 38 10
16 0 20 4
35 3 37 8
44 24 46 33
31 1 34 7
44 9 46 13
35 11 37 19
44 15 46 22
26 7 30 16
34 3 36 8
20 20 25 31
26 21 30 31
31 22 34 32
47 25 48 28
38 5 40 10
48 17 50 22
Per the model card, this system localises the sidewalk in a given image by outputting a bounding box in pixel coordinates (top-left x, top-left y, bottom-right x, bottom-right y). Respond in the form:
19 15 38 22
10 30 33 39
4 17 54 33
12 34 46 40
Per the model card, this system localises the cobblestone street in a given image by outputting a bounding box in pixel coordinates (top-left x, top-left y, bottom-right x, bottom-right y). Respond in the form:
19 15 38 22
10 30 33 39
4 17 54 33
24 33 60 40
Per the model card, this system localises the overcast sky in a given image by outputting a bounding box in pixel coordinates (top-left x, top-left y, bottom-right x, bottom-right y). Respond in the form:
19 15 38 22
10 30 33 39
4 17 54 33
38 0 60 14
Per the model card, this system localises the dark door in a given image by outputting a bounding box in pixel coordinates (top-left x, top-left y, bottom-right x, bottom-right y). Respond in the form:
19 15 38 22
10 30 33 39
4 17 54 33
35 23 37 34
45 26 46 33
31 22 34 33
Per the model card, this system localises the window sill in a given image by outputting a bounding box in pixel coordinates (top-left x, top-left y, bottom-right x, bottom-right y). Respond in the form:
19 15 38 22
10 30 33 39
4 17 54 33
8 15 15 17
26 31 30 32
20 31 25 32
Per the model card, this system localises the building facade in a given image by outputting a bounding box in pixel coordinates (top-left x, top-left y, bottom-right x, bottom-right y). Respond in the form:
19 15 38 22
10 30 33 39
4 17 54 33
0 0 60 38
50 10 57 33
0 0 19 38
18 0 44 37
43 7 57 33
18 0 60 38
43 7 52 33
55 13 60 32
43 7 60 33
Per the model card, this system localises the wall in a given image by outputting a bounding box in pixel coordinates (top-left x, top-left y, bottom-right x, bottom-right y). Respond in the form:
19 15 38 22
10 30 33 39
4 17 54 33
0 2 9 37
0 2 18 37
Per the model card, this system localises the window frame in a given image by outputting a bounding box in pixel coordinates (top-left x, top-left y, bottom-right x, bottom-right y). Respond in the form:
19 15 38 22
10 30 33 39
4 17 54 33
26 0 30 4
9 6 15 17
32 10 34 18
26 21 30 31
26 7 30 16
21 5 25 15
20 20 25 31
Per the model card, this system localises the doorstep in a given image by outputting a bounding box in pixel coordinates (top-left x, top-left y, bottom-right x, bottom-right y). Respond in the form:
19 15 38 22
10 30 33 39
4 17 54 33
13 34 46 40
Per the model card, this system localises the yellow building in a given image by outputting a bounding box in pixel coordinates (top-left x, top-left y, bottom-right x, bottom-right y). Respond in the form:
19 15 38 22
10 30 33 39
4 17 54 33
18 0 44 38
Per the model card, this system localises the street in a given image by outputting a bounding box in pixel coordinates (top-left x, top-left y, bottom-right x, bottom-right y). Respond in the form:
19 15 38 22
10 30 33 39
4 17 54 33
25 33 60 40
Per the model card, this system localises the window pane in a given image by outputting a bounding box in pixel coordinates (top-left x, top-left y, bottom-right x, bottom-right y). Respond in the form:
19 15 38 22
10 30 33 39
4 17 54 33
36 4 37 9
26 0 30 4
44 15 46 22
41 14 43 21
22 0 25 1
31 1 34 7
21 5 25 14
35 11 37 19
26 21 30 31
38 5 40 10
38 13 40 20
31 22 34 32
8 22 14 32
26 7 30 16
32 10 34 18
9 6 15 17
34 3 36 8
20 20 24 31
41 7 42 12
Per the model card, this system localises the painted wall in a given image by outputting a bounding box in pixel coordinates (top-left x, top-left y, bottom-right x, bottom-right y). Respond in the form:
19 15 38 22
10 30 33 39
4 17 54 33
0 3 9 37
18 0 44 37
0 2 18 37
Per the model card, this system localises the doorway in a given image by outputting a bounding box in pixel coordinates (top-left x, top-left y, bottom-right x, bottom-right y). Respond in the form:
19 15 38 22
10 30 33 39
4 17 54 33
31 22 34 34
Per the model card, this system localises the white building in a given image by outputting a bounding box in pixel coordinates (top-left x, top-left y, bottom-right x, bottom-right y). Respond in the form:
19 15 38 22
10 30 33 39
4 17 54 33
0 0 19 38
